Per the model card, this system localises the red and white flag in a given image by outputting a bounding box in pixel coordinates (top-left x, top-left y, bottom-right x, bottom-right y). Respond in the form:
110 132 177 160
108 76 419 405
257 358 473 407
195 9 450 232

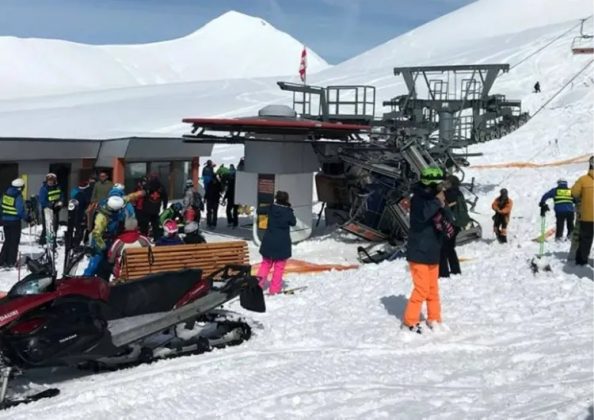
298 46 307 83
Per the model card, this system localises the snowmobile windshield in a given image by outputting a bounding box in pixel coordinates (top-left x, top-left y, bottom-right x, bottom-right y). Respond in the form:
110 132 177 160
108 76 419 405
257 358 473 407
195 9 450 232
8 275 53 297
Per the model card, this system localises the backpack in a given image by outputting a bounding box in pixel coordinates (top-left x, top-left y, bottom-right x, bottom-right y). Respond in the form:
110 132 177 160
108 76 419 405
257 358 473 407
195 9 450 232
451 193 471 228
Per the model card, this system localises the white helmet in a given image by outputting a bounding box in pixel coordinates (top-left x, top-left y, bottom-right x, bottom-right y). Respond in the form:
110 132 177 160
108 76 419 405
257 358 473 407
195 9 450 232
557 178 567 185
106 196 125 211
113 183 125 191
68 199 79 211
11 178 25 188
184 221 199 234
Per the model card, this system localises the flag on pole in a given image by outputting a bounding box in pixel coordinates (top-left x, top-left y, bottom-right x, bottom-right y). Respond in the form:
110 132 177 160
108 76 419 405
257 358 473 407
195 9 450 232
299 46 307 83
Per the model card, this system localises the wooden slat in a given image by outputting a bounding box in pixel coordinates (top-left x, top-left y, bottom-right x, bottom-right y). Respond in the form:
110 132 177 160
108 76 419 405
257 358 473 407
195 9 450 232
119 240 250 282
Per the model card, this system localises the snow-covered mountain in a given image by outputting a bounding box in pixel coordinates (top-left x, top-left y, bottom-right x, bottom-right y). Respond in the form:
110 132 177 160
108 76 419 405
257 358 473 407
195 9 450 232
0 10 329 100
335 0 591 71
0 0 593 418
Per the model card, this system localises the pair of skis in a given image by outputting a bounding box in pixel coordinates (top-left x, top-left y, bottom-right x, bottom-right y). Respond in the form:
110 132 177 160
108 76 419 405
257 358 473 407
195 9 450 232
531 215 552 273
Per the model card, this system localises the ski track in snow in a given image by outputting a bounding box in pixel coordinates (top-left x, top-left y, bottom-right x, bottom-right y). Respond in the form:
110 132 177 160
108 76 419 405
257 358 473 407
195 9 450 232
0 1 593 418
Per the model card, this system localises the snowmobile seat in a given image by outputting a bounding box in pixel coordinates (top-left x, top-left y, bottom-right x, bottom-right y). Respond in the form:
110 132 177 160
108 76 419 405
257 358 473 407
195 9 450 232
104 268 203 320
119 241 249 282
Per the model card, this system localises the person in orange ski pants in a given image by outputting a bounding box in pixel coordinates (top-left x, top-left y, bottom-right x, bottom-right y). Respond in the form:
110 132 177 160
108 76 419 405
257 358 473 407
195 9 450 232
402 167 454 334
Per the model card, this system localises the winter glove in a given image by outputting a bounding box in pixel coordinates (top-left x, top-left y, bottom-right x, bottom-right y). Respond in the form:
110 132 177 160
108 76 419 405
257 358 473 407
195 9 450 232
540 203 549 217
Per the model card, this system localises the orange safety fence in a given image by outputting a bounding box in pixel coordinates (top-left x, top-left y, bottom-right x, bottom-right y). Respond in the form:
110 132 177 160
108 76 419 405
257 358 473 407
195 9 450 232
251 259 359 276
471 154 590 169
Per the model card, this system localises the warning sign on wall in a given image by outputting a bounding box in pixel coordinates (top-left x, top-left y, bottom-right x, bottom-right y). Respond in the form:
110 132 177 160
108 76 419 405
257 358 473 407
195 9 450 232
256 174 275 236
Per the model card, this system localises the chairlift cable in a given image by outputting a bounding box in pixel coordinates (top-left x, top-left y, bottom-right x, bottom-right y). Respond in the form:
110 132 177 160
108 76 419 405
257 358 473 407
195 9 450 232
510 15 592 70
495 58 593 186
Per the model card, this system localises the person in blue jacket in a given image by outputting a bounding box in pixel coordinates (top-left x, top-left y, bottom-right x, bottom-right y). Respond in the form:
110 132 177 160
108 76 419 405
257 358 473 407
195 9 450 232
539 179 575 240
256 191 297 294
38 173 64 246
0 178 27 268
84 187 143 279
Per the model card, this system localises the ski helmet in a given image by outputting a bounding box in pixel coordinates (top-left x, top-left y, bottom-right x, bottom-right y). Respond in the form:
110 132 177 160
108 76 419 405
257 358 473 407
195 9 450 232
172 202 183 212
68 199 79 211
163 219 178 236
420 167 444 186
184 221 199 234
185 179 194 187
11 178 25 188
557 178 567 185
108 187 125 198
106 196 125 211
500 188 508 196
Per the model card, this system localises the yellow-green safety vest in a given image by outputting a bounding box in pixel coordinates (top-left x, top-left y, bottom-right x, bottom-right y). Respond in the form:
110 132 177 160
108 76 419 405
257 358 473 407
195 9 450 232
554 188 573 205
1 194 17 216
48 187 61 202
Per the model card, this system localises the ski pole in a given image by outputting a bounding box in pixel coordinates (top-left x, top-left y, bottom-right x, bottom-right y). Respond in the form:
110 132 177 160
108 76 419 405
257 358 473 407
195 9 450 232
28 223 33 259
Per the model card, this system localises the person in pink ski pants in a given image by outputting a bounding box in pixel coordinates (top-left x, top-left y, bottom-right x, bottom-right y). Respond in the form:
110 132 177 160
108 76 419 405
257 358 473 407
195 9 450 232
257 191 296 294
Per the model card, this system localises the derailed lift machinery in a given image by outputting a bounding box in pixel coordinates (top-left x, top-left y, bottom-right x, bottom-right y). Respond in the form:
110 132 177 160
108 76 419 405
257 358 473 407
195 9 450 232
278 64 528 262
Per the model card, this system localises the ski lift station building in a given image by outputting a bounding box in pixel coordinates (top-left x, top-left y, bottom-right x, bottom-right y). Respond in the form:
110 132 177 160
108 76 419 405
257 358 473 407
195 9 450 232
0 136 213 202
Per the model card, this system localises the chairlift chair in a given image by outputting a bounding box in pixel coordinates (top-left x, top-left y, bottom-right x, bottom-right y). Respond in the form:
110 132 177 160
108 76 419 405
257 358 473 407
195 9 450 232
571 18 593 55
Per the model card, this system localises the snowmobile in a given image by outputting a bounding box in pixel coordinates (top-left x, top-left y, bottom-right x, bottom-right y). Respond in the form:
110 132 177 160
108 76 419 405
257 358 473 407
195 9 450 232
0 206 266 409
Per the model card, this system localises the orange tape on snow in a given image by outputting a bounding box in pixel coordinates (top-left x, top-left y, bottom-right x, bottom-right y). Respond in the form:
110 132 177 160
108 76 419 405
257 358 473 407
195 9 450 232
532 227 556 242
252 259 359 275
471 154 590 169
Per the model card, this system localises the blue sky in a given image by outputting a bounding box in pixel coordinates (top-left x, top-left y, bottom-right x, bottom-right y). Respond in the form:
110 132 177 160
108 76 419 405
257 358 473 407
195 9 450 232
0 0 476 63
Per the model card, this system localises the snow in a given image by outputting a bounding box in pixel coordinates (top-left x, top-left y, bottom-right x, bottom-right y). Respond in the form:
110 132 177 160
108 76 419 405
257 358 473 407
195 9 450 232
0 0 594 418
0 10 329 100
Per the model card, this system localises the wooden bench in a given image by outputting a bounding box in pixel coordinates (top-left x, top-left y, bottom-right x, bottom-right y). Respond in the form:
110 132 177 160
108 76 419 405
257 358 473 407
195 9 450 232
119 241 250 281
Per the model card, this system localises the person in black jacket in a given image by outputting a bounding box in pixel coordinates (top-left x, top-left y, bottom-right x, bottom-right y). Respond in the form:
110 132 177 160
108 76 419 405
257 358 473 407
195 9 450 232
205 176 222 228
224 172 239 228
72 179 93 247
402 167 454 334
141 174 168 240
257 191 297 294
439 175 469 277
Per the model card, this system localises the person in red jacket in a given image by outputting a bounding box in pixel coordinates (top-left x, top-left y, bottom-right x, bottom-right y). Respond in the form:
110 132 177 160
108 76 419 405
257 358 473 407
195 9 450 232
107 217 151 280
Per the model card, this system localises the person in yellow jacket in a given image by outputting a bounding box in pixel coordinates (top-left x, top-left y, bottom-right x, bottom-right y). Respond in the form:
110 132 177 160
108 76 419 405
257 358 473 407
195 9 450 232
571 156 594 265
83 189 144 278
